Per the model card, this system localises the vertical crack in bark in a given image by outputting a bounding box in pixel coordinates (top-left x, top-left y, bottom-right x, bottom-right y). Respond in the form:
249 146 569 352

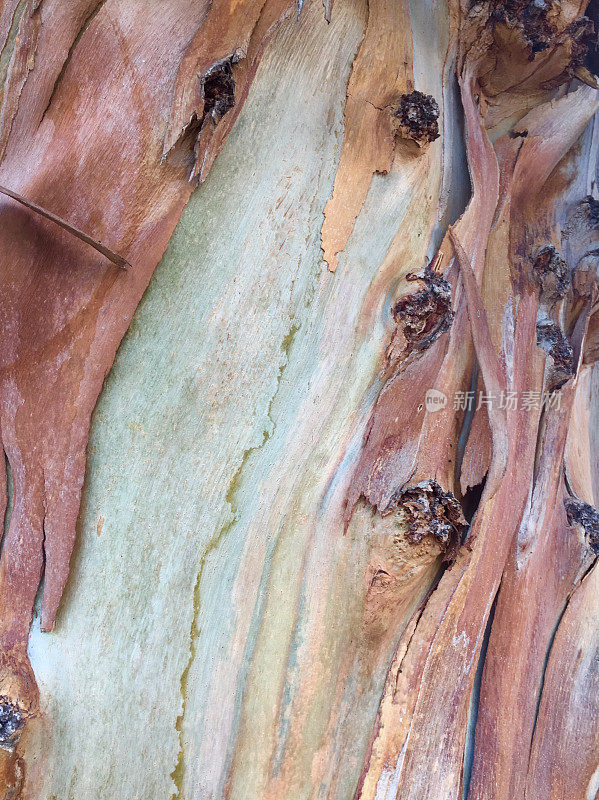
170 548 206 800
353 1 599 794
462 584 499 800
0 0 42 164
525 584 574 778
0 2 305 795
524 557 599 796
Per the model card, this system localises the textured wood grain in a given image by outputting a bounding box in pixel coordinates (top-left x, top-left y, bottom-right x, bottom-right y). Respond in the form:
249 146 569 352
21 0 458 797
354 3 599 795
1 0 598 798
0 0 301 794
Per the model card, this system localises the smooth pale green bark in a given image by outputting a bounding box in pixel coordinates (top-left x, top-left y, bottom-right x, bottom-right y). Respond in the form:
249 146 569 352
26 0 463 798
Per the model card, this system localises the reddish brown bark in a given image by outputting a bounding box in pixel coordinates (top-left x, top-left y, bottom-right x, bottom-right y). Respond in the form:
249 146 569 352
0 0 293 792
352 3 599 798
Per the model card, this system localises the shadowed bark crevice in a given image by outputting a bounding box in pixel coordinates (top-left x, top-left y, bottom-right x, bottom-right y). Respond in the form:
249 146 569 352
536 318 575 389
391 266 454 356
462 584 499 800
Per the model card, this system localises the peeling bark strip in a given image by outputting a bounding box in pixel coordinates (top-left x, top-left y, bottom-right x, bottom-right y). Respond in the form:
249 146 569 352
0 0 296 795
353 0 599 797
320 0 415 271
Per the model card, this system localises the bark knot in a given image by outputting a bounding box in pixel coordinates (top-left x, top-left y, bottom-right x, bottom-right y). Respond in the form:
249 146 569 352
581 194 599 229
388 480 467 563
565 498 599 552
203 60 236 124
562 16 596 77
0 699 25 750
490 0 556 58
536 318 574 389
533 244 569 306
393 91 440 146
392 266 454 351
481 2 596 88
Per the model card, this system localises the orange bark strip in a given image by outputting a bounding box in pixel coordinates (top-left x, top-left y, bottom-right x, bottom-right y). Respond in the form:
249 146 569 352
320 0 414 272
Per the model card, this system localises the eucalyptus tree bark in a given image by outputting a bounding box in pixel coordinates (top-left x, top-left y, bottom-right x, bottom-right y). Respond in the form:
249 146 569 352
0 1 598 799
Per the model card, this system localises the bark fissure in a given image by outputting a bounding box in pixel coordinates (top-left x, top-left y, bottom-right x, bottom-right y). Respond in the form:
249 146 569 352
461 583 499 800
353 2 599 796
0 0 302 793
526 581 577 777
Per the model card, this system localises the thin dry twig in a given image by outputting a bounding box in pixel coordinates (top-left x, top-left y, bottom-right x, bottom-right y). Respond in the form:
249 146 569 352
0 184 130 269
